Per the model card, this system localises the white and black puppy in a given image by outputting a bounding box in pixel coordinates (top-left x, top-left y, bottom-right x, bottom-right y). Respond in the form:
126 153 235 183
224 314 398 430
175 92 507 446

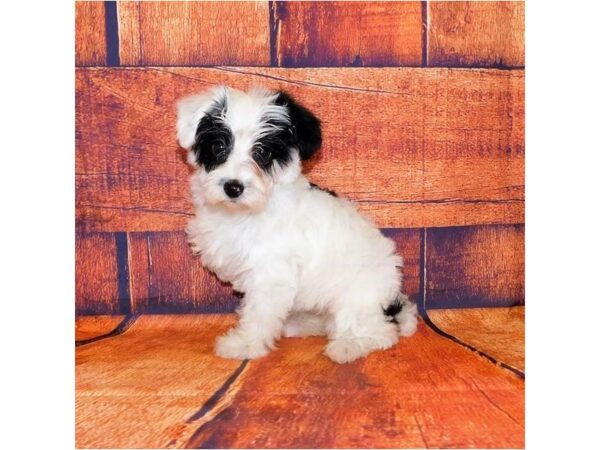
176 86 417 363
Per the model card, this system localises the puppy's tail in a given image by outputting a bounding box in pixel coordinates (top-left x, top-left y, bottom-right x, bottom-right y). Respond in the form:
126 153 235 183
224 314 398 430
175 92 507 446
383 293 418 337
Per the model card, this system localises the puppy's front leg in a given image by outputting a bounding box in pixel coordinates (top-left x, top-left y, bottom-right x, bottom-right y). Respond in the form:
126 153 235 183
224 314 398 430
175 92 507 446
215 282 296 360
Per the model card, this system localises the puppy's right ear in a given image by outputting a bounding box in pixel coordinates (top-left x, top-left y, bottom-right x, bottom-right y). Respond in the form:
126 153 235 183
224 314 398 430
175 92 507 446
176 86 227 151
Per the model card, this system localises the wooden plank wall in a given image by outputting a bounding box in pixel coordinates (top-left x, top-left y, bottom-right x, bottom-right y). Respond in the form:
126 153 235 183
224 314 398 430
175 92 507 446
75 1 525 315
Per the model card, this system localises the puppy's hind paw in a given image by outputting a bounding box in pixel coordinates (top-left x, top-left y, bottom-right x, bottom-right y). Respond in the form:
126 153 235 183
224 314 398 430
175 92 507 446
325 328 399 364
397 301 418 337
325 339 367 364
215 329 271 360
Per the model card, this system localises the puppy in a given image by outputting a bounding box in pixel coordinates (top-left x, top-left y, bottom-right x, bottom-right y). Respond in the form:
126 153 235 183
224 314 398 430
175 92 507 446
176 86 417 363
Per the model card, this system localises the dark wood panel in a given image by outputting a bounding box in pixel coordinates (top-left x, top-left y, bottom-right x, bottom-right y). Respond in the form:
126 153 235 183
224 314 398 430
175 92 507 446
75 227 523 314
127 231 150 312
75 1 107 66
75 232 120 314
427 1 525 67
425 224 524 309
383 229 421 301
274 1 423 66
76 67 523 231
128 232 236 313
117 1 271 65
116 1 141 66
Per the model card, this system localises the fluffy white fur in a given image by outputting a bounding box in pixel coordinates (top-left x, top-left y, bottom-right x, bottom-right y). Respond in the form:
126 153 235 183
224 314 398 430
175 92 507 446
177 86 417 364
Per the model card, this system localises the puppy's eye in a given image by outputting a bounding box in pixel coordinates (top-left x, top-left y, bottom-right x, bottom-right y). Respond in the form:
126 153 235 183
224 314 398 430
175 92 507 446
212 142 226 155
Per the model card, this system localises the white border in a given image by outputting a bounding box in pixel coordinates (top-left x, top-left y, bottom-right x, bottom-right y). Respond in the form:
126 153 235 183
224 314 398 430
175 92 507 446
2 2 74 449
527 0 600 448
3 1 600 448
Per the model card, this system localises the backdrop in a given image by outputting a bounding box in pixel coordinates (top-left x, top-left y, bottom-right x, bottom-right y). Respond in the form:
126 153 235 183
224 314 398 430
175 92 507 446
75 1 525 316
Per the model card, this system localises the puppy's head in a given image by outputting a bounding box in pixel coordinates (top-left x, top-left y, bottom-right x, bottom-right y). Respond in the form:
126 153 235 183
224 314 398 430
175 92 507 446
177 86 321 212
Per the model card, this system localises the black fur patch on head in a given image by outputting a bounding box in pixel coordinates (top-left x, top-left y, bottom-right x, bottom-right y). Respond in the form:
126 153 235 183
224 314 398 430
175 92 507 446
309 182 338 197
252 116 294 172
192 95 233 172
273 91 322 160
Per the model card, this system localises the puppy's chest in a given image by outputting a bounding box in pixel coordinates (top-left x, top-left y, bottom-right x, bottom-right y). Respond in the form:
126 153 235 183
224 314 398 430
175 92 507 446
194 213 276 281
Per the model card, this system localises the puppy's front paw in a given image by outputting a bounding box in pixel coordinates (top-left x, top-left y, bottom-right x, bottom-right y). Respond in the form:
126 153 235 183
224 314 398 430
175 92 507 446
215 329 271 360
324 339 369 364
325 333 398 364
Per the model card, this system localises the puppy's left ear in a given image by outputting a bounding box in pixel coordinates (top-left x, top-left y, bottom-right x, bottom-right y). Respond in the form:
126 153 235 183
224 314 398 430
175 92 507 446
275 92 322 160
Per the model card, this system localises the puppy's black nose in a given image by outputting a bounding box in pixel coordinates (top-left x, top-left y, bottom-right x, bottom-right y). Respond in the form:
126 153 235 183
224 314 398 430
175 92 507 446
223 180 244 199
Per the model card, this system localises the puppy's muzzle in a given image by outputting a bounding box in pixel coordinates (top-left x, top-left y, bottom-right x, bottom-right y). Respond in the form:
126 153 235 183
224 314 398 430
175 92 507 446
223 179 244 199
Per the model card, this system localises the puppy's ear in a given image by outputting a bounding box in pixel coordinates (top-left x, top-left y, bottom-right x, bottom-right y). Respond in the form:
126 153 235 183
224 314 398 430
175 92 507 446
176 86 227 150
275 91 322 160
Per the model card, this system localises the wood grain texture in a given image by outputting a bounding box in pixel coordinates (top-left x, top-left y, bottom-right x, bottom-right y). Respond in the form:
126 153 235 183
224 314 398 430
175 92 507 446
116 1 142 66
75 315 125 341
426 224 524 309
75 1 107 66
117 1 270 66
427 1 525 67
274 1 423 67
76 315 241 449
128 232 236 313
428 306 525 371
75 232 120 314
76 315 524 449
76 67 524 231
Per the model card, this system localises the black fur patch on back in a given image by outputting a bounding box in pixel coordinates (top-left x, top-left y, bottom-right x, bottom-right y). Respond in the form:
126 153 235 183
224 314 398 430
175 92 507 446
383 298 404 324
192 95 232 172
309 182 338 197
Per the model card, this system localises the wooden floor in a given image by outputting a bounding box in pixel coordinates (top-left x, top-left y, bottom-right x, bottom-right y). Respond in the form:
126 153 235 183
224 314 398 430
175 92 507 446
76 310 525 449
75 315 124 341
428 307 525 373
